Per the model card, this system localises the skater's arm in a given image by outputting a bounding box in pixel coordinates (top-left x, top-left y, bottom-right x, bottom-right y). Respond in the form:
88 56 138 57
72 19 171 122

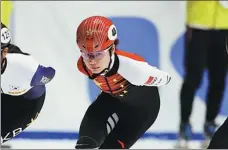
30 65 56 86
117 50 171 87
22 55 56 86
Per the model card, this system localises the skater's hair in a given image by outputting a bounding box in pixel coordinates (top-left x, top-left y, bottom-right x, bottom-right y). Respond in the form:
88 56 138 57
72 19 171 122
7 44 30 56
114 39 119 47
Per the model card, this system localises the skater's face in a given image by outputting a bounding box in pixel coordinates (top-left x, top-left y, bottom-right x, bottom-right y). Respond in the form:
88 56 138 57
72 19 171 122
1 47 8 62
82 45 115 73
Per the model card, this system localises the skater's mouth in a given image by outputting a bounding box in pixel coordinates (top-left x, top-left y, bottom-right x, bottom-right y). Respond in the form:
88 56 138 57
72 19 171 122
92 67 100 70
92 67 100 69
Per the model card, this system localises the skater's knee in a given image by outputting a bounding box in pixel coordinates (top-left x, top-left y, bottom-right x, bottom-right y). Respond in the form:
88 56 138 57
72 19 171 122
183 72 203 89
209 79 226 90
75 136 99 149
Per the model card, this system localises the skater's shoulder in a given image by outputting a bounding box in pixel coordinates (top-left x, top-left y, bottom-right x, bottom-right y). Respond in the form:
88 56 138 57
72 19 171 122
6 53 39 73
115 49 145 62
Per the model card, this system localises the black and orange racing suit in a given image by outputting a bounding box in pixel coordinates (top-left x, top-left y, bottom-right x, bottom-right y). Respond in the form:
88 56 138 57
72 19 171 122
208 117 228 149
75 50 171 149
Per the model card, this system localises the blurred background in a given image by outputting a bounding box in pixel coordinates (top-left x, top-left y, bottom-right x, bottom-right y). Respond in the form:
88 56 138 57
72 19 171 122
1 1 228 149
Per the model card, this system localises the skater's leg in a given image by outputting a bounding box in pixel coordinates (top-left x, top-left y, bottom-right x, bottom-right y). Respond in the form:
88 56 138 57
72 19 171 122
99 87 160 149
75 92 120 149
178 27 211 148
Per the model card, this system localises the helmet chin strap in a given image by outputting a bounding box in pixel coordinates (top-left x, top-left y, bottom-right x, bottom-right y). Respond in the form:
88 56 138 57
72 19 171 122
1 51 5 69
1 58 5 67
1 57 6 73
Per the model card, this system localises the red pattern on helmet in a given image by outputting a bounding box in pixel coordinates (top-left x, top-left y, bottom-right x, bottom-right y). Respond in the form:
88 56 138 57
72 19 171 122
76 16 117 52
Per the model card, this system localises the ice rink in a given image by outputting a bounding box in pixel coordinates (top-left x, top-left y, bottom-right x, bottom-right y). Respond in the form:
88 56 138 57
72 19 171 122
3 139 204 149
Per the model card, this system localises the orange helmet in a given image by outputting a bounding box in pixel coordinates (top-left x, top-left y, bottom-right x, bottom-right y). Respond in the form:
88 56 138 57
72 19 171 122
76 16 117 52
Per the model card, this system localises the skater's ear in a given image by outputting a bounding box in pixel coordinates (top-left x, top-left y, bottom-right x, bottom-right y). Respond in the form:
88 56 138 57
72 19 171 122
112 44 116 54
